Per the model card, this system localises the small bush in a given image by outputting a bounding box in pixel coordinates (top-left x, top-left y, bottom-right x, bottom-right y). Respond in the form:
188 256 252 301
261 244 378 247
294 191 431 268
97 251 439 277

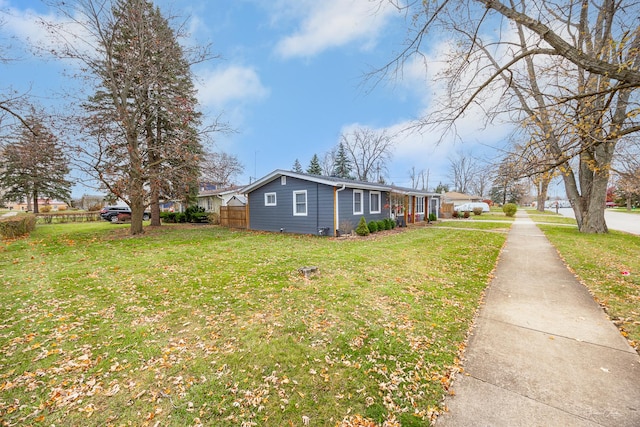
39 205 52 213
463 211 470 218
58 205 67 211
355 217 370 236
175 212 187 223
191 212 209 223
87 203 103 212
368 220 378 233
452 210 459 218
160 212 177 223
384 218 392 230
185 206 205 222
339 220 354 235
472 207 483 216
207 212 220 224
503 203 518 217
117 213 131 222
377 220 386 231
428 213 437 222
0 215 36 238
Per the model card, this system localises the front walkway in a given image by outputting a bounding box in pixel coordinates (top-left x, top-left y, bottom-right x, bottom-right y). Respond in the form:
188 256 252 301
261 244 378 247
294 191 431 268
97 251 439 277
437 211 640 426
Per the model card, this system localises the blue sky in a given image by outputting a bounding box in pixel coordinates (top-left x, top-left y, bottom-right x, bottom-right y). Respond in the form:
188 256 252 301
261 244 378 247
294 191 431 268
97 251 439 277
1 0 512 197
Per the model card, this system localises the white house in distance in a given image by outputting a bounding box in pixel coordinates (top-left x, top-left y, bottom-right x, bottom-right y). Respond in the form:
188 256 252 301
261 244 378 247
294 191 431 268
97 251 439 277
196 185 246 214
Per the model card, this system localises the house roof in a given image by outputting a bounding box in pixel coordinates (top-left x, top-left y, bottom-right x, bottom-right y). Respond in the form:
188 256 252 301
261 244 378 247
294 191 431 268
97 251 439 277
242 170 393 193
390 185 441 197
242 169 443 197
197 185 245 198
444 191 481 202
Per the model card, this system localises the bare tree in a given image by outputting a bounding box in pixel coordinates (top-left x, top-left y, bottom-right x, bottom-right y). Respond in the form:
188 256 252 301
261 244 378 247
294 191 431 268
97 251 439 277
0 19 37 136
200 151 244 187
448 150 478 194
381 0 640 233
469 164 491 199
340 127 395 182
321 148 336 176
613 142 640 210
408 166 421 189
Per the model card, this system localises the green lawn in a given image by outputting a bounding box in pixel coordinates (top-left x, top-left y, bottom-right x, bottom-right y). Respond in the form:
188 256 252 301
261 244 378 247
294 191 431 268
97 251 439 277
0 222 506 426
610 207 640 215
525 208 578 226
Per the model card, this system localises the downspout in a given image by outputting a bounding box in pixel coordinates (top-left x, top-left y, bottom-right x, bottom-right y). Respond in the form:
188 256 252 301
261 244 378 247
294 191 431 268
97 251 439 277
246 194 250 230
335 184 346 236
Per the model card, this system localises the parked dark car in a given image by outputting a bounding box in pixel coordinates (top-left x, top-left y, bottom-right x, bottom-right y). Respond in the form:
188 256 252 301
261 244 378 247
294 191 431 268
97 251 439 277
99 206 150 222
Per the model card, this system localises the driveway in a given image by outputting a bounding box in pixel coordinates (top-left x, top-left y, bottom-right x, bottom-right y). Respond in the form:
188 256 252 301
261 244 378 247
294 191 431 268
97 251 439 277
557 207 640 235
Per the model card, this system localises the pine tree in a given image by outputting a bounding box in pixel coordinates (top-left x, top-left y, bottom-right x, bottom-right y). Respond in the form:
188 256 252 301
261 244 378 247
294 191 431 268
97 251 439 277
332 142 352 178
292 159 303 173
307 154 322 175
82 0 203 233
0 117 71 213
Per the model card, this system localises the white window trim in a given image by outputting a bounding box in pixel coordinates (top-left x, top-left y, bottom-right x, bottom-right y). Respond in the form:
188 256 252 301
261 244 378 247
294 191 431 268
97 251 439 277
416 197 425 215
281 176 287 185
265 192 277 206
353 190 363 215
293 190 307 216
369 191 381 214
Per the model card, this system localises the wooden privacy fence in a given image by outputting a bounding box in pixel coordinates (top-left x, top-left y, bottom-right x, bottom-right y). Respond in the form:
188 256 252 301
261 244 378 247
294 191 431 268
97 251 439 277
220 206 247 229
440 202 454 218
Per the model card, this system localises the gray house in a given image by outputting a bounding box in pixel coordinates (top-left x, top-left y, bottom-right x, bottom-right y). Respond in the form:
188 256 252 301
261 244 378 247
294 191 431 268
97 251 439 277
242 170 441 236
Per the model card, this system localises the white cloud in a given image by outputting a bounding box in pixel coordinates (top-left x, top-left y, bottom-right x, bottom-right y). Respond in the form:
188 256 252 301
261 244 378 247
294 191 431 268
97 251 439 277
196 64 269 110
1 5 56 51
336 32 517 188
274 0 399 59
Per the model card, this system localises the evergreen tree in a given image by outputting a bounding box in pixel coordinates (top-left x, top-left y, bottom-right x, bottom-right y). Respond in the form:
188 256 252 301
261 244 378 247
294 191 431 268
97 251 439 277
82 0 203 233
0 116 71 213
292 159 303 173
307 154 322 175
332 142 352 178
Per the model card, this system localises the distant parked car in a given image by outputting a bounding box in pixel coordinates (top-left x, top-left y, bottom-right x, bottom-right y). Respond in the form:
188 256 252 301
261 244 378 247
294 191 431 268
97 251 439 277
99 206 150 222
454 202 490 212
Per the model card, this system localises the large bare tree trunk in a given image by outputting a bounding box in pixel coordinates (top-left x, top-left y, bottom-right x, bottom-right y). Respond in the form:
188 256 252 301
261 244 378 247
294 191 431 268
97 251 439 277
564 148 612 233
535 176 551 212
149 180 162 227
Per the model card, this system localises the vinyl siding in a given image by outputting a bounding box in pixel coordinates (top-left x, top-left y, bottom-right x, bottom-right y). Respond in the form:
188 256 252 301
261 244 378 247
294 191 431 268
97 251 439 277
337 189 390 233
248 176 335 235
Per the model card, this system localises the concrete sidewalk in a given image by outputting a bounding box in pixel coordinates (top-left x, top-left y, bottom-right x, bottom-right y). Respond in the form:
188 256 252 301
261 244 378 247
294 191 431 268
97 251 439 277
437 211 640 426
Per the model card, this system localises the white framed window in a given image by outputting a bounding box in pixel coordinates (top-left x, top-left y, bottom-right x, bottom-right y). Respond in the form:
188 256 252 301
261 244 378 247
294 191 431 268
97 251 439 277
353 190 363 215
265 192 277 206
293 190 307 216
416 197 425 214
281 176 287 185
369 191 381 214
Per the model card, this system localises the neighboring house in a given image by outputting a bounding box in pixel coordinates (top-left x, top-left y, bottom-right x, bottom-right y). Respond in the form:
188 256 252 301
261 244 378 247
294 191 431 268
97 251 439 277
7 199 68 211
76 194 105 211
242 170 441 236
196 186 245 214
443 191 482 208
227 195 247 207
